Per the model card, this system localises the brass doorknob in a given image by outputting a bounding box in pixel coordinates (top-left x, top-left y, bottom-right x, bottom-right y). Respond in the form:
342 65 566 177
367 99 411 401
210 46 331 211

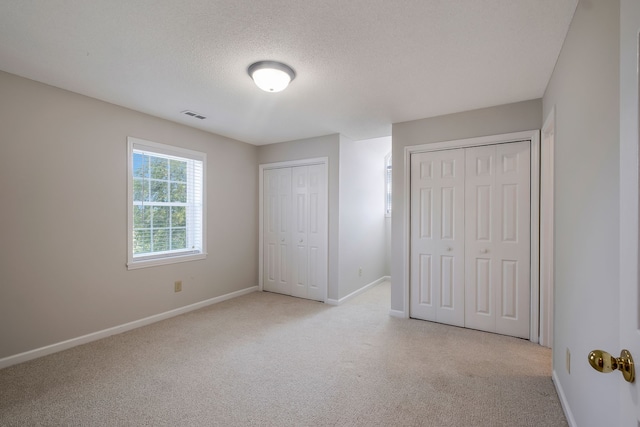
588 349 635 383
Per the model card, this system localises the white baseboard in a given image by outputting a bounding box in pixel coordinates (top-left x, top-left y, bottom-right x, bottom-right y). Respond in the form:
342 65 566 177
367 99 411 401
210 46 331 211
0 285 258 370
552 369 576 427
389 309 407 318
326 276 390 306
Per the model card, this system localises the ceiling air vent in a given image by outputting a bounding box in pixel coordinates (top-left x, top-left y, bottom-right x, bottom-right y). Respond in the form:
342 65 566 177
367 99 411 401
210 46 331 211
181 110 207 120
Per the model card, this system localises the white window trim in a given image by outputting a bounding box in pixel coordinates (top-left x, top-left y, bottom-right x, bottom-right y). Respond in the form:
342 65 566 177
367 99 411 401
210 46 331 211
127 137 207 270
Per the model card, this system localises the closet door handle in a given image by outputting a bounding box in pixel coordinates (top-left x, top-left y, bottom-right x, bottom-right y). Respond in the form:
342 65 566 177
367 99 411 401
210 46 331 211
299 239 304 243
446 247 453 252
480 248 489 254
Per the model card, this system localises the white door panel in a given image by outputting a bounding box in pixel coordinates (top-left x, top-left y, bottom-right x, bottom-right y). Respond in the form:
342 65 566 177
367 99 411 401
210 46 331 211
306 164 327 301
465 144 497 333
291 166 308 298
265 171 278 289
411 155 436 321
263 168 292 295
410 150 465 327
465 142 530 338
495 142 530 338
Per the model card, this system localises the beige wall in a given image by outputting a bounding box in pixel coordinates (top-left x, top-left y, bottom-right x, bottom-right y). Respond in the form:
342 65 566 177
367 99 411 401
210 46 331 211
390 99 542 314
542 1 620 425
0 71 259 360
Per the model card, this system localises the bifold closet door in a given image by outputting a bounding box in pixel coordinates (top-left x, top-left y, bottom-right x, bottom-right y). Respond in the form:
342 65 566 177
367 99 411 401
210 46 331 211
291 164 327 301
263 164 327 302
465 141 530 339
410 150 465 327
263 168 292 295
410 141 531 339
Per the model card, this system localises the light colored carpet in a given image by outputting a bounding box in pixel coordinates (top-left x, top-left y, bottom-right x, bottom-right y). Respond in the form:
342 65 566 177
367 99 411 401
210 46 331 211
0 282 567 426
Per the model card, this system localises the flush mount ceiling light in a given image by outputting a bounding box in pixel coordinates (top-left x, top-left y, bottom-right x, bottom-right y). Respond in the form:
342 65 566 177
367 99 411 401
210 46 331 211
248 61 296 93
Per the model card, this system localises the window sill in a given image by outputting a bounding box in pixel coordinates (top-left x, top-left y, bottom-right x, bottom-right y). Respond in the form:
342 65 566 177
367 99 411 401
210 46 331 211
127 252 207 270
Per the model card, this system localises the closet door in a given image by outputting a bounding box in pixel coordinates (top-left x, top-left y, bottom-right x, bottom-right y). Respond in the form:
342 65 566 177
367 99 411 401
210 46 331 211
465 141 530 338
263 168 292 295
263 163 327 302
305 164 327 301
291 166 309 299
410 149 465 326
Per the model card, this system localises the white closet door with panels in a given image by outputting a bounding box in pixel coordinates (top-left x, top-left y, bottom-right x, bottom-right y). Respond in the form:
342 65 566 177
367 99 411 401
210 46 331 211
291 165 327 301
465 141 530 338
263 168 292 296
410 149 465 327
263 163 327 302
410 141 531 339
292 166 309 299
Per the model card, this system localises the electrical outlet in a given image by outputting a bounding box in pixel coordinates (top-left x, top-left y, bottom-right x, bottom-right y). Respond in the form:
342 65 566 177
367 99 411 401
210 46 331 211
566 348 571 374
174 280 182 293
358 267 363 277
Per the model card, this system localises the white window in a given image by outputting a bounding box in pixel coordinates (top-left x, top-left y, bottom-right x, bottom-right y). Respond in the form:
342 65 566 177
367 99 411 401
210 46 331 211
127 137 206 269
385 152 392 217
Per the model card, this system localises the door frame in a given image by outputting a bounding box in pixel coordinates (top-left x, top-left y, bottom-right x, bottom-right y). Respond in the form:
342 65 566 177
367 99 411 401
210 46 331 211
258 157 329 302
619 1 640 421
402 130 541 342
540 108 555 348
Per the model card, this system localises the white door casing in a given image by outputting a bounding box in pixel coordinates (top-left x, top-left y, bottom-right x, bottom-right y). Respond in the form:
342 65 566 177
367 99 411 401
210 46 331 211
464 142 530 339
410 149 465 326
619 2 640 422
540 108 555 349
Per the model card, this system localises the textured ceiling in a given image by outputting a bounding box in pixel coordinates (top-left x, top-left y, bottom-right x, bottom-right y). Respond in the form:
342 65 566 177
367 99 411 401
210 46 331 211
0 0 577 145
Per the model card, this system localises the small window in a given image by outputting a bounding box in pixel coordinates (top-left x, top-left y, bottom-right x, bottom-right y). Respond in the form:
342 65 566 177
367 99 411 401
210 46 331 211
127 137 206 269
385 152 392 217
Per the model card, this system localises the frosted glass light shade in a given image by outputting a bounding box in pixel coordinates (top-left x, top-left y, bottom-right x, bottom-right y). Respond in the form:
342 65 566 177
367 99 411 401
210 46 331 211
248 61 296 93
